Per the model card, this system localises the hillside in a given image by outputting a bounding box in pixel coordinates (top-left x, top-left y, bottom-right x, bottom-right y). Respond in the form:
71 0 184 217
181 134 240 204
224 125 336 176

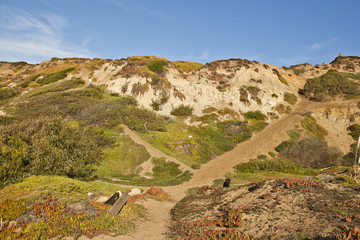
1 55 360 239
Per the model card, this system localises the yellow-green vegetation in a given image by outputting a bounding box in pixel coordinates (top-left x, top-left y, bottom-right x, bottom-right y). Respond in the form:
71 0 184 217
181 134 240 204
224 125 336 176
147 60 168 74
301 116 328 139
138 117 265 167
0 175 128 204
95 126 151 177
0 117 102 188
284 92 297 105
0 178 141 239
230 156 319 184
102 157 192 186
303 71 360 101
36 67 75 85
24 78 85 98
171 104 193 116
173 61 203 72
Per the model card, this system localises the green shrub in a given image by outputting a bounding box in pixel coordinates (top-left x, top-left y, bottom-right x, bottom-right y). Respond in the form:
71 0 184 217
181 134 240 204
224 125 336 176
0 117 102 187
244 110 266 120
148 60 167 74
280 137 343 168
36 67 75 85
275 140 294 153
271 93 278 98
303 72 360 101
171 104 193 116
284 92 297 105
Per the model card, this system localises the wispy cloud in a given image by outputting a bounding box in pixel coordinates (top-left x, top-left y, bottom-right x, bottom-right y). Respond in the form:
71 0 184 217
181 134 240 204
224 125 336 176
310 37 339 50
105 0 163 19
0 6 91 63
183 51 210 62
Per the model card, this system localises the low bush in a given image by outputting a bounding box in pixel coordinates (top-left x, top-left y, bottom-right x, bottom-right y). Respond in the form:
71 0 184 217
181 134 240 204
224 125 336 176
244 110 266 120
171 104 193 116
234 158 317 175
284 92 297 105
148 60 167 74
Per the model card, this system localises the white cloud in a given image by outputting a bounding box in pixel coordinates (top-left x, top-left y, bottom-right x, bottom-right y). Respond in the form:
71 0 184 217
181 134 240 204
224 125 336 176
0 6 91 63
310 37 339 50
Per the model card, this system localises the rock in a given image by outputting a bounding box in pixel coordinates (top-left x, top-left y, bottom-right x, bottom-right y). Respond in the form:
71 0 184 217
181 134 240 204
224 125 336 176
67 201 98 217
88 192 96 200
8 221 17 229
16 210 39 225
96 195 109 203
129 188 141 196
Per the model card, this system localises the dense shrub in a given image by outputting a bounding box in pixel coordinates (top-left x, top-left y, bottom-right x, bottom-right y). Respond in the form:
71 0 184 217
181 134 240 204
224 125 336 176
303 72 360 101
36 67 75 85
244 110 266 120
171 104 193 116
148 60 167 74
0 117 102 187
280 138 343 168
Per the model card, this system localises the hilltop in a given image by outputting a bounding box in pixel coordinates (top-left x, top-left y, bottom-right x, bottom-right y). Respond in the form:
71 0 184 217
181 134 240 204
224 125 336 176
0 55 360 239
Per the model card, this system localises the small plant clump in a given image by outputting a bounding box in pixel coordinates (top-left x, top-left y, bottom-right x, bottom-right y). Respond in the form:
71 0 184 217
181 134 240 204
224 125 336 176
148 60 168 74
171 104 193 116
284 92 297 105
244 110 266 120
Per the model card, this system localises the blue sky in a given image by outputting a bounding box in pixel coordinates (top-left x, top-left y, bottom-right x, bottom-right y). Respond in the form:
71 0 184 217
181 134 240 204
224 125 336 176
0 0 359 66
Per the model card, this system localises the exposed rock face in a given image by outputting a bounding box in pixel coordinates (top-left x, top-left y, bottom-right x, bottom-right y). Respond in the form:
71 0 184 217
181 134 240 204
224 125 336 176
0 55 359 123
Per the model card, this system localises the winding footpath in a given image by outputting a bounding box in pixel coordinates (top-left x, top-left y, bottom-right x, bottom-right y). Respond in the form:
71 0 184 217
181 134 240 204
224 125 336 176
92 97 357 240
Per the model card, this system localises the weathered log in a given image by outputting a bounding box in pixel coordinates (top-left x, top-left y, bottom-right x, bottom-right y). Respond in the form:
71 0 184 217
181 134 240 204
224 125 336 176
104 192 120 205
106 192 130 215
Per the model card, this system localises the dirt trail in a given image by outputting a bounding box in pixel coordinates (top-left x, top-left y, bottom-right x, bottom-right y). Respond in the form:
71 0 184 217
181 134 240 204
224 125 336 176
94 97 357 239
123 126 193 174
